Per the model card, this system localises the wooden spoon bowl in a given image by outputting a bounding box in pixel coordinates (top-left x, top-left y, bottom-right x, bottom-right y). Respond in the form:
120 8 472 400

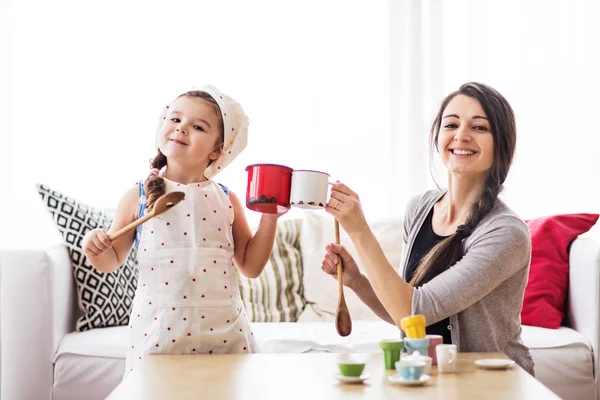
108 191 186 242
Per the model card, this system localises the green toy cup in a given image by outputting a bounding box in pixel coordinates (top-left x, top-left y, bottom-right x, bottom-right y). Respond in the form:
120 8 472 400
379 339 404 369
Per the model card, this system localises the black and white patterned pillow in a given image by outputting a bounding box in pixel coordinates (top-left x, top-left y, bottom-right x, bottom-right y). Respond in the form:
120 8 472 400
35 184 138 331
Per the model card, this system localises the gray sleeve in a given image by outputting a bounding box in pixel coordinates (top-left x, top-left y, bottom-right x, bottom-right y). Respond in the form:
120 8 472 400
411 215 531 324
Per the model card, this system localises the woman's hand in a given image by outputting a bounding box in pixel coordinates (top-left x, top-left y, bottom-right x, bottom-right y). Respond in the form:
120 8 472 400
326 182 369 236
321 243 364 289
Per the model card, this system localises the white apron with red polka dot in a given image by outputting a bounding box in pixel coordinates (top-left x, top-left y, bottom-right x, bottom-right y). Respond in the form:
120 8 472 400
124 178 256 376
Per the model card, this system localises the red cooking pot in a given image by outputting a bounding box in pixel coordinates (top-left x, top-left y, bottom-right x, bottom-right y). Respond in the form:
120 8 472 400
245 164 293 214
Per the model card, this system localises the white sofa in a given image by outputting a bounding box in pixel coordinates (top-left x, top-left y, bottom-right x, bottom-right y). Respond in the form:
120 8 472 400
1 217 599 400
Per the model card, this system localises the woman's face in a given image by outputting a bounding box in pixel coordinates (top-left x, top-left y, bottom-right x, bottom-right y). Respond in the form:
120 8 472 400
437 94 495 177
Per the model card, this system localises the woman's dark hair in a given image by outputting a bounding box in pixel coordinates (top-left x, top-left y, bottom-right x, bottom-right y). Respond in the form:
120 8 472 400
145 91 224 212
409 82 516 287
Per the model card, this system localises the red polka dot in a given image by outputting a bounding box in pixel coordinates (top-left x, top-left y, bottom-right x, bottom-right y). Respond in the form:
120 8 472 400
224 271 226 274
187 333 191 336
224 340 227 343
151 231 154 234
224 286 228 289
214 260 217 264
203 269 207 272
170 260 174 264
192 348 196 352
183 317 187 321
131 345 134 348
187 214 191 217
161 242 165 246
155 344 159 347
166 222 171 226
202 315 205 319
226 320 230 323
137 314 140 318
193 278 196 282
151 268 154 271
168 327 171 331
148 301 152 305
231 128 234 131
145 333 148 336
219 245 223 248
165 282 169 285
210 328 213 331
202 294 205 298
172 339 176 343
143 283 146 286
183 295 187 299
224 112 227 116
240 329 242 332
209 350 213 354
144 248 147 252
205 194 208 198
184 232 188 235
203 217 206 221
172 307 176 311
214 210 217 213
139 356 142 360
218 228 221 231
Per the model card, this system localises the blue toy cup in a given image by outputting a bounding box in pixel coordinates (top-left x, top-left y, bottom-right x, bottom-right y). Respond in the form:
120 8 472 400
395 359 426 380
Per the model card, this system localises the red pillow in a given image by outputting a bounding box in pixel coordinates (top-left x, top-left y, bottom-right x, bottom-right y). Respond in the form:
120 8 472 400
521 214 599 329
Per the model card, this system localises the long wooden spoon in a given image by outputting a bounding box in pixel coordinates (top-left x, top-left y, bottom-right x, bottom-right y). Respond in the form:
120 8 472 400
334 219 352 337
108 191 186 242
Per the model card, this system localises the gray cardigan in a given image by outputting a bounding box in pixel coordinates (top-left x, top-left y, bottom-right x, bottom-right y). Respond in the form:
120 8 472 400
403 189 535 375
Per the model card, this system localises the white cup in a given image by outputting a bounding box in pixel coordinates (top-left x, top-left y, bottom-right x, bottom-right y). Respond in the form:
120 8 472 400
436 344 457 373
290 170 332 210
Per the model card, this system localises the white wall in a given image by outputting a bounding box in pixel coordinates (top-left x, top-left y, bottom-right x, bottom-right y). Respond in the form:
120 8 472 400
5 0 393 249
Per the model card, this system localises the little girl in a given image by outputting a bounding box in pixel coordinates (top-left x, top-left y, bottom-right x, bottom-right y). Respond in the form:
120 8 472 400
82 85 283 376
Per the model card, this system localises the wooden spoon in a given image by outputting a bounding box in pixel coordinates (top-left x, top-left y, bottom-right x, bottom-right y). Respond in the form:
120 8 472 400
334 219 352 337
108 191 186 242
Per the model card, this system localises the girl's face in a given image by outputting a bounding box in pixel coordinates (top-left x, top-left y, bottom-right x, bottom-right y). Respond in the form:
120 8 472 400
437 94 495 177
157 96 222 170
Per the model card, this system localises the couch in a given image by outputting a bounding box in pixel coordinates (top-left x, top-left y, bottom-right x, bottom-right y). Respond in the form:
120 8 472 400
1 213 599 400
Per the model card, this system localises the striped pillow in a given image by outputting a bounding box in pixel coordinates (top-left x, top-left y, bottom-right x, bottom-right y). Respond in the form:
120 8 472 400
237 219 306 322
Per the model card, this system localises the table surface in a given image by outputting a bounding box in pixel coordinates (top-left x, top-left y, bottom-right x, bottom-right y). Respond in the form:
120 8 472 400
107 352 559 400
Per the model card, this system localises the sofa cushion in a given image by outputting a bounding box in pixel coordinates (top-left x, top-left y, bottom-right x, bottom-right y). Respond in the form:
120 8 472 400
236 219 307 322
298 211 403 321
36 184 139 331
53 327 127 400
522 325 595 400
523 214 599 329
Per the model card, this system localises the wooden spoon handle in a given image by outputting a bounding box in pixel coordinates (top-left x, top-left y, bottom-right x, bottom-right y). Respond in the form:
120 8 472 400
108 212 155 242
334 219 343 295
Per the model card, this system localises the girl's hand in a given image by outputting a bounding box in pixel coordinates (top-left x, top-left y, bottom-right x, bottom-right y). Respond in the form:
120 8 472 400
326 182 369 236
321 243 364 289
82 228 113 257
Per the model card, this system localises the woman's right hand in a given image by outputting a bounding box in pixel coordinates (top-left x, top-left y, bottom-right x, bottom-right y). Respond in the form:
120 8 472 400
321 243 364 289
82 228 113 257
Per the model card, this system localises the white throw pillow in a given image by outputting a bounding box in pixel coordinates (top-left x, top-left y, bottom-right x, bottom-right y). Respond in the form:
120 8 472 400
298 211 404 322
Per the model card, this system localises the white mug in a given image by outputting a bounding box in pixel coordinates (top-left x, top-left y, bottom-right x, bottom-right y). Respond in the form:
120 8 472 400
290 170 332 210
436 344 457 373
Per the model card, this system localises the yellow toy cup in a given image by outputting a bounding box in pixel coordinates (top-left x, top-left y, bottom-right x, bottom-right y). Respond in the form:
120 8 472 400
400 315 426 339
